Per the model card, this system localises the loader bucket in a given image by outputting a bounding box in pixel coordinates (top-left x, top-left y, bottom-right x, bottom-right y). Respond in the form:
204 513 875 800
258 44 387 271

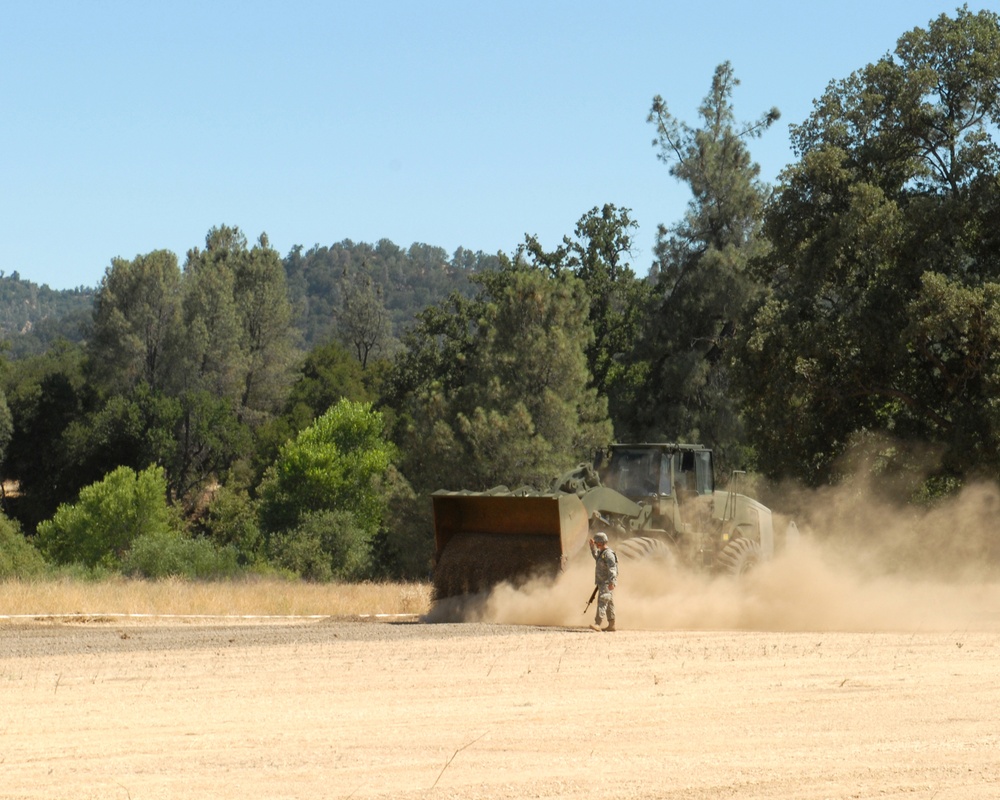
431 491 590 599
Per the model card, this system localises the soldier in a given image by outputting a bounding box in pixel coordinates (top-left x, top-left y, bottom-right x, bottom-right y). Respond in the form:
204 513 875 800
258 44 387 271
588 531 617 632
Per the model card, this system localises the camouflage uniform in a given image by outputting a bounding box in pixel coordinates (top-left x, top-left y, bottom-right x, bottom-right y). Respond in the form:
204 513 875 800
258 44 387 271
590 540 618 629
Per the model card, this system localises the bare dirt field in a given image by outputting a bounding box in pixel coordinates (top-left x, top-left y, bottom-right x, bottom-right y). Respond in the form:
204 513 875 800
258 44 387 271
4 536 1000 800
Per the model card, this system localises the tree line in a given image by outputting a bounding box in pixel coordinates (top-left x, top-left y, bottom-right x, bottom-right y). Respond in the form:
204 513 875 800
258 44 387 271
2 7 999 580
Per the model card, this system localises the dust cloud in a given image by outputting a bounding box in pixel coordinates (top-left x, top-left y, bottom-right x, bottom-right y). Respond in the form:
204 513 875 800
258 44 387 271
428 477 1000 632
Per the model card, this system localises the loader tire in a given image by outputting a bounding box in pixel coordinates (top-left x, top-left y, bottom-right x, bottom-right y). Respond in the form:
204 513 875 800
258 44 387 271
615 536 676 565
718 536 762 576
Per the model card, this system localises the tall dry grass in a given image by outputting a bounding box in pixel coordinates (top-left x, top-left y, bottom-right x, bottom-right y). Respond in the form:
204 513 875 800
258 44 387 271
0 577 432 619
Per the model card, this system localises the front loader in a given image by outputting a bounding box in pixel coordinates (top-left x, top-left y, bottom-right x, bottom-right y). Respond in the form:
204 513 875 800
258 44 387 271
431 443 786 600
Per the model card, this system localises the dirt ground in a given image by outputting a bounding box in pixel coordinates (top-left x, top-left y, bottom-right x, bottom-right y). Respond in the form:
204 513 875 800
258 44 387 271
4 539 1000 800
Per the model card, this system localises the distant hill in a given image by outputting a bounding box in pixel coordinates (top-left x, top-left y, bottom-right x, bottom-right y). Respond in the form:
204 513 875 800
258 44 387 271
284 240 501 346
0 240 502 358
0 272 95 358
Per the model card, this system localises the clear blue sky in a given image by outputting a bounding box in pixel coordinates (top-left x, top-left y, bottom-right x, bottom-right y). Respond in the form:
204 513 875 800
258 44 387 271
1 1 990 290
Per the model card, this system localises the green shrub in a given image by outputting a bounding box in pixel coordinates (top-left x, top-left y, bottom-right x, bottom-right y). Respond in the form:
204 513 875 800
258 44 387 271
258 399 394 578
258 399 394 535
36 465 181 568
122 530 240 579
201 485 264 566
0 513 47 578
269 509 370 581
369 465 434 580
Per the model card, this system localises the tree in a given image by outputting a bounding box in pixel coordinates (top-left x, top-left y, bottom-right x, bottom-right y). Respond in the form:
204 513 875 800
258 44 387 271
389 258 612 495
181 241 244 401
167 227 296 500
739 7 1000 485
258 399 395 578
384 291 478 415
2 226 298 531
58 386 179 494
89 250 183 395
249 340 376 495
36 465 182 569
184 226 296 427
523 204 654 436
465 264 611 481
165 389 252 502
1 341 90 530
199 484 264 567
635 63 779 469
0 513 46 578
0 388 13 470
232 232 297 421
337 275 394 368
81 250 196 505
284 341 374 425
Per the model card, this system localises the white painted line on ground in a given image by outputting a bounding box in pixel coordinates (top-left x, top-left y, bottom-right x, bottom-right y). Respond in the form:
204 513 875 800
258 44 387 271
0 613 419 620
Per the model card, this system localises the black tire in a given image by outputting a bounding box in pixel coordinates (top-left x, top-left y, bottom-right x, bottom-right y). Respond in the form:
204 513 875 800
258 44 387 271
718 536 762 576
614 536 676 564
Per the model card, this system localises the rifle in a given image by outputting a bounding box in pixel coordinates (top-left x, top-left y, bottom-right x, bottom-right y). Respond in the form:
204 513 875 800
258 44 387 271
583 585 598 614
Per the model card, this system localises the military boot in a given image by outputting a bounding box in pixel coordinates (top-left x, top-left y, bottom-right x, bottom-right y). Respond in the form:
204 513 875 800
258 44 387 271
603 621 616 632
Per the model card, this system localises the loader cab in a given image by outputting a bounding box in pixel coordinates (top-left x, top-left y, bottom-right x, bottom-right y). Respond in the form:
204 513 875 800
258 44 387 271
675 447 715 497
601 444 715 503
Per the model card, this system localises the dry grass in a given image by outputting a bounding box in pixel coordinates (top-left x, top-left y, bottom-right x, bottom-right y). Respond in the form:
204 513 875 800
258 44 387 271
0 577 433 619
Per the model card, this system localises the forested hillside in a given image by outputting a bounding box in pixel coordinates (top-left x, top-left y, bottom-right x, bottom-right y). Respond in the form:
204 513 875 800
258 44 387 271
284 240 502 347
1 8 999 584
0 241 499 357
0 273 95 358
